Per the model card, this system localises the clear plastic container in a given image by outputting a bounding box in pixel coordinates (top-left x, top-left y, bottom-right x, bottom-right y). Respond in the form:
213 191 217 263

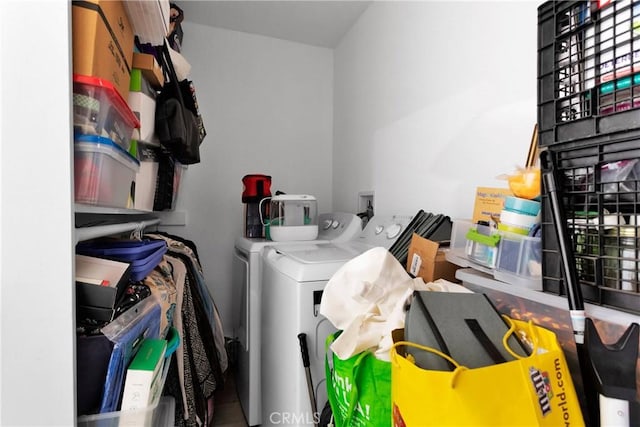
495 230 542 290
262 194 319 241
74 134 140 208
73 74 140 151
171 162 188 210
463 221 500 268
445 219 489 274
133 141 160 212
448 219 542 290
77 395 175 427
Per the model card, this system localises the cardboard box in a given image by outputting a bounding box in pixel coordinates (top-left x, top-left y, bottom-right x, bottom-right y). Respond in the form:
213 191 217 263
132 52 164 89
471 187 513 224
75 254 132 309
72 0 135 100
406 233 460 283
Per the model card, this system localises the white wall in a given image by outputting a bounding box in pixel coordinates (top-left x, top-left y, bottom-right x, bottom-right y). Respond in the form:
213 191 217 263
173 0 539 335
333 1 539 218
1 1 76 425
171 23 334 330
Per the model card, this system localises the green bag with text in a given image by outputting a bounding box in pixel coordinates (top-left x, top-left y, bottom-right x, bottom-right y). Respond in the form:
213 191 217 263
325 331 391 427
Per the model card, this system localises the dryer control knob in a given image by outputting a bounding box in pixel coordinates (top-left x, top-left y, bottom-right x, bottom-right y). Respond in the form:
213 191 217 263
322 219 333 230
386 223 402 239
375 225 385 235
331 220 340 229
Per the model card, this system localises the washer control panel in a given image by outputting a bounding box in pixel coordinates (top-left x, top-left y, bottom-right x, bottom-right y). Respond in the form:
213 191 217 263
354 214 414 249
317 212 363 242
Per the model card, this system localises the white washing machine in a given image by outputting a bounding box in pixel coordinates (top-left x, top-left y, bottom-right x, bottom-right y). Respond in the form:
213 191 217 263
231 212 362 426
260 215 414 427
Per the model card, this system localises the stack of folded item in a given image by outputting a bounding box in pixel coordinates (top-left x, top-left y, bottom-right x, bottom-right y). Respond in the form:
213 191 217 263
76 239 168 322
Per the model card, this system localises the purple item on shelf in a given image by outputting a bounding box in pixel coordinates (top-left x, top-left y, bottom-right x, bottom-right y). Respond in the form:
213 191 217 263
77 239 168 281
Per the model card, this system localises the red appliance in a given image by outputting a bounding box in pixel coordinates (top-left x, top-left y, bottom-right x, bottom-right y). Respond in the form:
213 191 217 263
242 174 272 238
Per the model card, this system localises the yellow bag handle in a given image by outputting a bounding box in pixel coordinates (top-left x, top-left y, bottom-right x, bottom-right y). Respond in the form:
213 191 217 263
392 316 540 388
500 316 539 360
392 341 469 388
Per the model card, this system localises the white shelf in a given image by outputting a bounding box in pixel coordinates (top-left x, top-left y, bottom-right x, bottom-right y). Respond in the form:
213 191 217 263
74 205 161 243
75 204 155 215
457 268 640 327
75 217 161 243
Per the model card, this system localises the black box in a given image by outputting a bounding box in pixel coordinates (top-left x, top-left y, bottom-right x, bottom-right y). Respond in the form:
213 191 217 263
538 0 640 147
404 292 529 370
77 305 118 323
541 136 640 313
75 254 132 309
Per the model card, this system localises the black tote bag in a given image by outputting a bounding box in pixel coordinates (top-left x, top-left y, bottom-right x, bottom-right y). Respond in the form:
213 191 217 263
155 41 203 165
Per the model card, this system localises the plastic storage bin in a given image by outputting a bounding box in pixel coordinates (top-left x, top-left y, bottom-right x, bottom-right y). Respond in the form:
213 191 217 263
152 150 188 212
537 0 640 147
128 91 157 143
541 136 640 313
77 395 175 427
74 134 140 208
172 162 187 210
447 219 542 290
494 230 542 290
133 141 160 212
73 74 140 151
464 222 500 269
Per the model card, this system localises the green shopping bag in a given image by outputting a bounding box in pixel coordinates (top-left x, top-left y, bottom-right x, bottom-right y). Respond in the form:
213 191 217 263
325 331 391 427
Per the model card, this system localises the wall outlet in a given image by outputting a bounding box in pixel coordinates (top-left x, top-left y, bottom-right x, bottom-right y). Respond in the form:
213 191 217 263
358 191 374 216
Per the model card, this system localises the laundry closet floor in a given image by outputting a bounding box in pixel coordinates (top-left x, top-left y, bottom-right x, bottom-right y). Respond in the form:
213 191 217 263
212 370 248 426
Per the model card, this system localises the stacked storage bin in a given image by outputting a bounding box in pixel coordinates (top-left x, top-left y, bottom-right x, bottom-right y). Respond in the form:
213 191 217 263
124 0 189 212
127 50 190 212
538 0 640 313
72 0 141 209
448 216 543 291
128 51 188 212
73 75 141 208
129 53 164 211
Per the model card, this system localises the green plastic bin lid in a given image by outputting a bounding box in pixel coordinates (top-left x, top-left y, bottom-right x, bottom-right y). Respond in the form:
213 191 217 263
466 228 501 247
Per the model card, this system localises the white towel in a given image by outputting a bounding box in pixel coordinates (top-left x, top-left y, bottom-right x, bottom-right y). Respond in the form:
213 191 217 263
319 247 470 361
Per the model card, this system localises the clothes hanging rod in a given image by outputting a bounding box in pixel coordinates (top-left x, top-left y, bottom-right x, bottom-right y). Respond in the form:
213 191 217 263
74 218 161 244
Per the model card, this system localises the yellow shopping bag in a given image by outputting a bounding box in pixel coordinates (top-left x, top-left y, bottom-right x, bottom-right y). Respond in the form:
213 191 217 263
391 318 584 426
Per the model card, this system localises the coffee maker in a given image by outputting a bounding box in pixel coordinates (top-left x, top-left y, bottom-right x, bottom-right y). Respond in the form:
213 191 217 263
242 174 272 238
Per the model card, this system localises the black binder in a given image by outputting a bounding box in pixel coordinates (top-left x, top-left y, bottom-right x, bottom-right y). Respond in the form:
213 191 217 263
404 292 529 371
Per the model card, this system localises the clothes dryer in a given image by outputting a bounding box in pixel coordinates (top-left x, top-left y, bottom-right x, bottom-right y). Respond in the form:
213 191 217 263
231 212 362 426
260 215 414 427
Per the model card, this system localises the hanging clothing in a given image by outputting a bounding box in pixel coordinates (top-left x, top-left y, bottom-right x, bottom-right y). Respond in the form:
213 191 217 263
147 232 227 372
146 232 227 426
143 257 178 339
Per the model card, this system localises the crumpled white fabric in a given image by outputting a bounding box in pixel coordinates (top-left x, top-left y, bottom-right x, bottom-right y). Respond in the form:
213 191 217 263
320 246 470 361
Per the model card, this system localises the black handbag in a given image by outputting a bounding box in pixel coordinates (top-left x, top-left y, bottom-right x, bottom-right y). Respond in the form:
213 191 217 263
155 41 203 165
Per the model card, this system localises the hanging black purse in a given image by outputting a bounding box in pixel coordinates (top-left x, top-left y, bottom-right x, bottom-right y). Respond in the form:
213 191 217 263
155 40 204 165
